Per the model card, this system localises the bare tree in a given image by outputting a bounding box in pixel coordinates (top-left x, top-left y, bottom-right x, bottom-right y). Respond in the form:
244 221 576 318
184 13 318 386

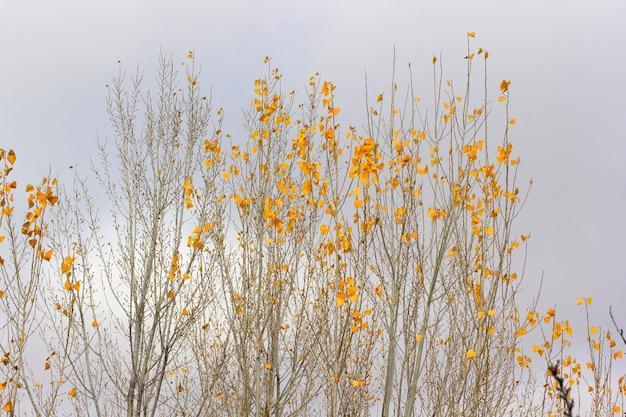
43 51 225 417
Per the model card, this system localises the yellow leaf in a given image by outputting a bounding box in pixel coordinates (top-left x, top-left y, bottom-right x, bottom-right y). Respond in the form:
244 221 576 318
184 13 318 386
68 387 77 397
498 96 506 102
41 248 53 261
509 118 516 125
468 31 476 38
3 401 12 412
45 362 50 370
25 183 34 192
432 56 437 64
564 322 573 337
64 281 72 291
485 227 494 235
376 93 383 102
477 311 486 319
265 363 272 369
587 297 593 304
577 297 584 305
416 334 423 343
614 351 623 359
7 150 16 166
0 381 6 390
487 309 495 316
443 115 450 123
613 406 621 413
336 294 346 307
182 308 189 316
590 326 599 335
47 194 58 206
92 320 98 328
466 349 476 360
61 257 75 274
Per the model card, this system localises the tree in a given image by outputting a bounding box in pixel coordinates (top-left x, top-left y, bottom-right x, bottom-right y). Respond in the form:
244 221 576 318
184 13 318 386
0 150 59 416
1 36 624 417
43 51 226 417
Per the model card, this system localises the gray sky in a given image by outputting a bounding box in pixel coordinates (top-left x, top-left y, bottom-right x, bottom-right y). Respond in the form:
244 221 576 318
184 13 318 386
1 0 625 369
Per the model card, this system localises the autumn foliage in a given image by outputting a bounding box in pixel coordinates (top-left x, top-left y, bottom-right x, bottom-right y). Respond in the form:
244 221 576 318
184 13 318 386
0 36 624 416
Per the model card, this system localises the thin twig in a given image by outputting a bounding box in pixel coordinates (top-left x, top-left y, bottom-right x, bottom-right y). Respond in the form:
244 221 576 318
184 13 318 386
548 361 576 417
609 306 626 346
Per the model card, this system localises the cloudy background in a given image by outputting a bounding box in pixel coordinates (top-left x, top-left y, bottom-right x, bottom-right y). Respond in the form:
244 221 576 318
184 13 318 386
1 0 625 373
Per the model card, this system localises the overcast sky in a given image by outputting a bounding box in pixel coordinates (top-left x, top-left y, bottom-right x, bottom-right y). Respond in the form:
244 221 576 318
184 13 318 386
1 0 625 366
